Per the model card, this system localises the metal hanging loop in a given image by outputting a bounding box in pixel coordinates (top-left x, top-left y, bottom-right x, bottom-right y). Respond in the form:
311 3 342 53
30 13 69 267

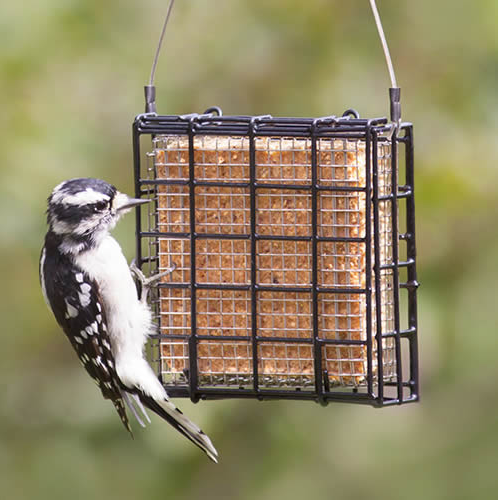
145 0 401 123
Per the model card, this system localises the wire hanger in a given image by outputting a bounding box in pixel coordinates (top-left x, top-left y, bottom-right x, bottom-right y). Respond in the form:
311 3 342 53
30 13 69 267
144 0 401 123
369 0 401 125
144 0 175 113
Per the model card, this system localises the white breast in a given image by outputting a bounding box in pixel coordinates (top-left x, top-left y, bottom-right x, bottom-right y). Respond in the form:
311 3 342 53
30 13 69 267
74 236 152 359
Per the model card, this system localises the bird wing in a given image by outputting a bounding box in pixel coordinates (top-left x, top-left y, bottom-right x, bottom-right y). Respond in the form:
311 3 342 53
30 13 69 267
40 246 132 435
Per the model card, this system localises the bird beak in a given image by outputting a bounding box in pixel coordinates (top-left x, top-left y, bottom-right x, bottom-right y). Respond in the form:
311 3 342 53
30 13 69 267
114 193 150 212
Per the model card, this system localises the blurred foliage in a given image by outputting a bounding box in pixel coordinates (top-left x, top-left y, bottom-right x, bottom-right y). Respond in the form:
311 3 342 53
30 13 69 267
2 0 498 499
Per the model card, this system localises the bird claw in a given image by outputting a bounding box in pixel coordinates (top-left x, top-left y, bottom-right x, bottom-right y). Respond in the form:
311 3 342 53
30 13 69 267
130 259 176 303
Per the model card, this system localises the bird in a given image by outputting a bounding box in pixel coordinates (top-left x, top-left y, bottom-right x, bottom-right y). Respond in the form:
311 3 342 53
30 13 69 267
39 177 218 462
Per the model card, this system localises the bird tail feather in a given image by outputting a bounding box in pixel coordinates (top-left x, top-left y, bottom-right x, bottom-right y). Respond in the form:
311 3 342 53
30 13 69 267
122 391 151 428
112 398 134 438
138 393 218 463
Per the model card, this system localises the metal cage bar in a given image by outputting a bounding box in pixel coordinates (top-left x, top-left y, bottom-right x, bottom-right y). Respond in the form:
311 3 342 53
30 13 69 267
371 129 384 403
402 125 419 402
133 110 419 407
187 118 200 401
310 123 322 401
248 122 259 395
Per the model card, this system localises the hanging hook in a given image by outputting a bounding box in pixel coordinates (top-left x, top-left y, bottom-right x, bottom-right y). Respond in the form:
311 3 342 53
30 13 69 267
145 0 176 113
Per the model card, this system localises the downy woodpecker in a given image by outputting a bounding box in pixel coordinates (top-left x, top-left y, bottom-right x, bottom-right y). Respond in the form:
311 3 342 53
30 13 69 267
40 178 218 462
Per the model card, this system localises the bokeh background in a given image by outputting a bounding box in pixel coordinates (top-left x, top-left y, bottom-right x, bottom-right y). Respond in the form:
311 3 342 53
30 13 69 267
2 1 498 498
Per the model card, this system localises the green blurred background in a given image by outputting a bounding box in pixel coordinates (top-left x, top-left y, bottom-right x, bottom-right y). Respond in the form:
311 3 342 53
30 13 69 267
2 0 498 498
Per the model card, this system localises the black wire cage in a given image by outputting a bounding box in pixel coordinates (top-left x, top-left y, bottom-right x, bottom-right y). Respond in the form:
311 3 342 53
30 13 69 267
132 107 419 407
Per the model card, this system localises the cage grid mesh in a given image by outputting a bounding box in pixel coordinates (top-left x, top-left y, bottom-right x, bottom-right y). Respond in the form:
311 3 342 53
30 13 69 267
134 112 418 406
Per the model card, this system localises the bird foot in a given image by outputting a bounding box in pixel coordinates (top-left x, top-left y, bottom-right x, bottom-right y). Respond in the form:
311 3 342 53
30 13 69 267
130 259 176 303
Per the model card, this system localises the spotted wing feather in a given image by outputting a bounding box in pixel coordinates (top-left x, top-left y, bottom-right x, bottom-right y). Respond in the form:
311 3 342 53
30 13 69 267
40 235 131 434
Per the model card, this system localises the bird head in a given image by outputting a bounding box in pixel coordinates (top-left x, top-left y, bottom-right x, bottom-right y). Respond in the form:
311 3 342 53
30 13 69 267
46 178 148 253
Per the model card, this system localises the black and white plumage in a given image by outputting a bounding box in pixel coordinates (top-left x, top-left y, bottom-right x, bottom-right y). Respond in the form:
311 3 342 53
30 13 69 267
40 178 218 462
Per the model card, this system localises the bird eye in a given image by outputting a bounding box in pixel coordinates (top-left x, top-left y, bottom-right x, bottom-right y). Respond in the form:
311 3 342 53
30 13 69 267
95 201 108 211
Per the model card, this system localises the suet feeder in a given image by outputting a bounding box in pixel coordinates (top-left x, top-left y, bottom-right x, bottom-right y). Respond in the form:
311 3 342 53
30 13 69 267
132 2 419 407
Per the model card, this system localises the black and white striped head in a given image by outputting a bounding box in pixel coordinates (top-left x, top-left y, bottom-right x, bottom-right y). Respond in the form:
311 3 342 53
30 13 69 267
47 178 148 253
